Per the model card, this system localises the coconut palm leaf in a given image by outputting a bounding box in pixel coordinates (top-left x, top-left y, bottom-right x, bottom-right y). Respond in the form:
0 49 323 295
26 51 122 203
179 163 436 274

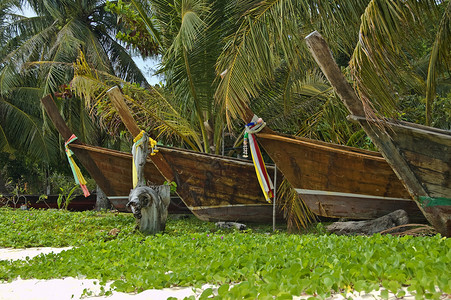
0 0 149 166
0 95 56 161
349 0 448 123
425 2 451 125
215 0 371 125
70 53 203 150
129 0 162 47
278 178 317 231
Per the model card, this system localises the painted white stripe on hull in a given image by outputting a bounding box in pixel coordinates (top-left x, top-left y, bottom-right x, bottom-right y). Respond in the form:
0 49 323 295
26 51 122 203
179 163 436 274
295 188 410 202
189 203 271 210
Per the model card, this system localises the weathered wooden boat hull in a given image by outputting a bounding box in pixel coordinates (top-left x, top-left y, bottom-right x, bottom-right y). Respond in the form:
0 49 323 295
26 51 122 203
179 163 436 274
41 95 281 223
352 118 451 235
68 144 280 222
255 133 425 222
305 31 450 235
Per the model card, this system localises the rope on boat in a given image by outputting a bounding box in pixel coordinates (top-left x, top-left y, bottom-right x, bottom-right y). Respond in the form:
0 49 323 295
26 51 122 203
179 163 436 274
245 115 274 203
65 134 90 197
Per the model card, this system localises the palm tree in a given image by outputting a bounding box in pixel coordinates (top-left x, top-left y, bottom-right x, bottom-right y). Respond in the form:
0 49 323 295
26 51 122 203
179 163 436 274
0 0 148 155
349 0 450 126
0 0 150 199
104 0 246 154
215 0 449 129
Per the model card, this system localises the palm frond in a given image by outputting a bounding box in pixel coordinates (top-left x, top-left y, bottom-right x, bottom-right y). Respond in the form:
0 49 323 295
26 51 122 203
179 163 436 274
279 178 317 232
0 97 55 161
130 0 162 46
349 0 445 120
425 1 451 125
215 0 370 125
70 52 203 150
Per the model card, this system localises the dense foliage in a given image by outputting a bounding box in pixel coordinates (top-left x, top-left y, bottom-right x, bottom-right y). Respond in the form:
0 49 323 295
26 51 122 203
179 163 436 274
0 208 450 299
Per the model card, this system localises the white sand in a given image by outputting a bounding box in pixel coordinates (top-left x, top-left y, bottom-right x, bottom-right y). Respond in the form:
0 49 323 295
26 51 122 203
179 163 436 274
0 277 210 300
0 247 73 261
0 248 432 299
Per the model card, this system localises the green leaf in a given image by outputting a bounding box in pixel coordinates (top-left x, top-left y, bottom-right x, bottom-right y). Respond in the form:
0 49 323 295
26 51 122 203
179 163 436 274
218 284 230 296
199 288 213 300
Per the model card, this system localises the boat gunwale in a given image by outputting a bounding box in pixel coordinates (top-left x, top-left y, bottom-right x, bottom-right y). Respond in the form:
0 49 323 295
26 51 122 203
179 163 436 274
257 133 387 162
69 142 277 169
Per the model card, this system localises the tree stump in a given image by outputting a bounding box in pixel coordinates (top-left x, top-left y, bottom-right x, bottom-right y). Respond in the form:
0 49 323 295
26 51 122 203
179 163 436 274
128 132 170 234
95 185 112 211
127 185 170 234
326 209 410 235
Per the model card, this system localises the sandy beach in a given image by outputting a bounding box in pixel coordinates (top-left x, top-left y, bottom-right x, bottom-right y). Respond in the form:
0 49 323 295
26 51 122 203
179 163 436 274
0 247 431 299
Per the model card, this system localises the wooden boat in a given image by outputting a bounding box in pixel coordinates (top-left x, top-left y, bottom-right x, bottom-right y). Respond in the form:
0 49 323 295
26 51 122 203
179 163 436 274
41 95 282 223
108 86 424 223
251 131 425 222
305 31 450 236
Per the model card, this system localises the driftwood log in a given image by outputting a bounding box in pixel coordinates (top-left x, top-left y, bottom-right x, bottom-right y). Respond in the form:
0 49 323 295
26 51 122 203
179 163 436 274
127 131 170 234
326 209 409 235
215 222 247 230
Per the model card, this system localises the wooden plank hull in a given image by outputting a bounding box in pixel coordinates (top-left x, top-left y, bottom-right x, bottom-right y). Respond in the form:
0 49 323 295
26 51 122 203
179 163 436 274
255 133 425 222
40 95 282 223
371 120 451 235
68 144 281 222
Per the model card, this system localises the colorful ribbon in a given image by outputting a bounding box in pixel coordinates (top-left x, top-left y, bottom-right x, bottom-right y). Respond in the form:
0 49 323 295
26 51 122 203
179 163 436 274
245 116 274 202
132 130 159 188
65 134 90 197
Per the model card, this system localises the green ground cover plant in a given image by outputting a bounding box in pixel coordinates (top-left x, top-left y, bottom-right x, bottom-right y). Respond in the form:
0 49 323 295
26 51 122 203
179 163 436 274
0 208 450 299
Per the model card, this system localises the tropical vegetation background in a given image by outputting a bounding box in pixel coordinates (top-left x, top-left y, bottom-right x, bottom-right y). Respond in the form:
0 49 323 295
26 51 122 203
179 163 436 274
0 0 449 228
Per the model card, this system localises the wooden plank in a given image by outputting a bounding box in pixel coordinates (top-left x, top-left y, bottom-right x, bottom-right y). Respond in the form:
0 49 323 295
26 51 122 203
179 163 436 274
257 134 411 199
41 95 74 141
263 132 384 157
403 150 450 174
107 87 142 137
301 193 426 223
258 133 386 162
349 115 451 144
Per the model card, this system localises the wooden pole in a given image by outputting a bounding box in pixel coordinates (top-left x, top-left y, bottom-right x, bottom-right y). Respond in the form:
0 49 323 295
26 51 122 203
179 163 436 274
273 164 277 232
106 86 175 182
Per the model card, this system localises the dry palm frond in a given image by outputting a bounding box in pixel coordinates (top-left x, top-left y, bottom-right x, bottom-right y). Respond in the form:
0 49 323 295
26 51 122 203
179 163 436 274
379 223 437 236
278 178 318 232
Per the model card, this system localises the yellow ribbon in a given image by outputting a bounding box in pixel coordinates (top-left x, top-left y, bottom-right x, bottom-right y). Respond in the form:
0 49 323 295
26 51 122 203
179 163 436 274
132 130 159 188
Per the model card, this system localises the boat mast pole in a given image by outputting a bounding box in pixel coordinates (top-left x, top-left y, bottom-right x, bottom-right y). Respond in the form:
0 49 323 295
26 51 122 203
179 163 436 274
273 164 277 232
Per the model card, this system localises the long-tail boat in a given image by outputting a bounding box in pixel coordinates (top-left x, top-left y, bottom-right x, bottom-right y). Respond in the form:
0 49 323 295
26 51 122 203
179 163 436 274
249 130 425 222
41 95 281 223
305 31 450 236
107 87 424 223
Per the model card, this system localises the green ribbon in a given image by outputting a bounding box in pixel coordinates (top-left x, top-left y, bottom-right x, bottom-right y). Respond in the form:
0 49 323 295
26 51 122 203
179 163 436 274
419 196 451 207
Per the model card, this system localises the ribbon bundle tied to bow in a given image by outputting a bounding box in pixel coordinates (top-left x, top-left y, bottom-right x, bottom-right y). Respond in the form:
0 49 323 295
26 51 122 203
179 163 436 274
65 134 90 197
245 115 274 202
132 130 159 188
